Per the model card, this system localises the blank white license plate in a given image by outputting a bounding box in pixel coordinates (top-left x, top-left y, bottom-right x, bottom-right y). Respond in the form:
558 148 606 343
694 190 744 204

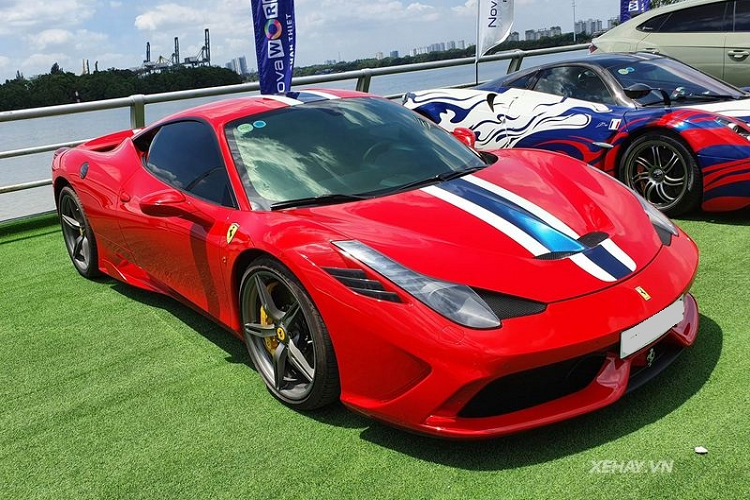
620 296 685 359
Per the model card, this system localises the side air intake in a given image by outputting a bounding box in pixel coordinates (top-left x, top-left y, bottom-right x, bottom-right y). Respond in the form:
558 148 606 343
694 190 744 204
323 267 401 302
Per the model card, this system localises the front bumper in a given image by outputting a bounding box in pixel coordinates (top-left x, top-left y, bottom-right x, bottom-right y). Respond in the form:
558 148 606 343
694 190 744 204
327 230 699 439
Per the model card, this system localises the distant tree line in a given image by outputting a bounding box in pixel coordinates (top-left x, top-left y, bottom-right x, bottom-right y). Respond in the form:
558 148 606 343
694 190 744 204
0 32 592 112
285 33 592 80
0 65 243 112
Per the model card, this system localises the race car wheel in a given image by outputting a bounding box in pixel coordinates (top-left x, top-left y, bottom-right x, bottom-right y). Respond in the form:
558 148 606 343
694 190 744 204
240 258 339 410
58 186 100 278
620 133 702 216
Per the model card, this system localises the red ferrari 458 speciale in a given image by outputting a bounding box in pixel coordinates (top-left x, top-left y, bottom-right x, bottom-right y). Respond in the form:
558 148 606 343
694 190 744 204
52 89 699 439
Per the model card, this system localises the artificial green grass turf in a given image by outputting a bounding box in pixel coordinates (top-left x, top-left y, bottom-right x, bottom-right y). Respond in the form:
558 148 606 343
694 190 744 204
1 212 748 500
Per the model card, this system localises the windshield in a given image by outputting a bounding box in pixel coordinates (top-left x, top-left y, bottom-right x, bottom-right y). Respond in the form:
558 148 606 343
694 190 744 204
607 58 746 105
225 97 486 209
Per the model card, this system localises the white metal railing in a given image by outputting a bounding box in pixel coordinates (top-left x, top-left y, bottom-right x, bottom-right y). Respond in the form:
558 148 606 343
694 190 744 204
0 44 588 207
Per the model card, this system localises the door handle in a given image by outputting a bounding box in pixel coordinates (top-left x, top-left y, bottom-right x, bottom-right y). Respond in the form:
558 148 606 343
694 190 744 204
728 50 750 59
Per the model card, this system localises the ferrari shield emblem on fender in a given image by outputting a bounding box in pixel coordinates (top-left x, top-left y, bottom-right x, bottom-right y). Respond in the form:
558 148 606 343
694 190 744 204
226 223 240 244
635 286 651 301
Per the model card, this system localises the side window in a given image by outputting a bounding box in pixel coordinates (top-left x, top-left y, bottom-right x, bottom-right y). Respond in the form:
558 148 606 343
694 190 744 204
638 13 670 32
145 121 236 208
504 72 535 89
656 2 730 32
532 66 615 105
533 67 579 97
736 0 750 31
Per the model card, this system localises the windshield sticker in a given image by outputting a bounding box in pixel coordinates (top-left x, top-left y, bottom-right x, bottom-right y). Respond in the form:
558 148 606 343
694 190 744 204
618 67 636 75
237 123 254 134
253 120 267 128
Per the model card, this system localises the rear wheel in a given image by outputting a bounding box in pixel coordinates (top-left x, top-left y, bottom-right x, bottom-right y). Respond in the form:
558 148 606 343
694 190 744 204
240 258 339 410
58 186 100 278
619 133 702 216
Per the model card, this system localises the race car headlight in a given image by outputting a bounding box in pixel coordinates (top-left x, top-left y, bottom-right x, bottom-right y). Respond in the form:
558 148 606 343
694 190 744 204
631 190 678 244
333 240 501 329
716 117 750 140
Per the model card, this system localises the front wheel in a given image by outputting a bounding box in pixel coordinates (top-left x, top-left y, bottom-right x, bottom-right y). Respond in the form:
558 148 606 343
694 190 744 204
619 133 702 216
240 258 339 410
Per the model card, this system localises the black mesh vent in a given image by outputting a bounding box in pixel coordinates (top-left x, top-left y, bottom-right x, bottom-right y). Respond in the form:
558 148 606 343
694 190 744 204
535 231 609 260
472 289 546 320
536 250 578 260
578 231 608 247
459 353 607 418
323 267 401 302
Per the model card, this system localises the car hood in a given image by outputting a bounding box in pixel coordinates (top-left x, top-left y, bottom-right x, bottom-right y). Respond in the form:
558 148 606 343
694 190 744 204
294 149 663 303
676 98 750 125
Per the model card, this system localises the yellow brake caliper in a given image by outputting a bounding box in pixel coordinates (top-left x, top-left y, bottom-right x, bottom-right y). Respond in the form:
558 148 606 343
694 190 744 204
261 282 279 355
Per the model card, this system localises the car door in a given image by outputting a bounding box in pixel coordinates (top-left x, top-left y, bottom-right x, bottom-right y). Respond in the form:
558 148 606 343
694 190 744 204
725 0 750 86
506 65 624 167
635 0 731 80
117 119 238 319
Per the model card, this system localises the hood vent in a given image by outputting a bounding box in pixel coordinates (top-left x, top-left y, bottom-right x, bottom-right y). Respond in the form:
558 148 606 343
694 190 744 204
536 231 608 261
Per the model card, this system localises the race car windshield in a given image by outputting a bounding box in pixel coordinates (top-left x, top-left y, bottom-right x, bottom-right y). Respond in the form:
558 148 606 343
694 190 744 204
608 58 746 106
225 97 486 210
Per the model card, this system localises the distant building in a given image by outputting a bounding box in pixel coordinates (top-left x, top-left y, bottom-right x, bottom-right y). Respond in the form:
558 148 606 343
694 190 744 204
410 48 418 57
550 26 562 37
457 40 465 50
576 18 603 35
375 51 384 60
508 31 520 42
525 29 537 41
447 40 456 50
390 50 399 58
608 17 619 29
324 59 337 65
238 56 248 75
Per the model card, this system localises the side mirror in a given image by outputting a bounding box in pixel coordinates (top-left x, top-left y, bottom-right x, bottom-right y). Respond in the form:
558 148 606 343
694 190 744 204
624 83 671 106
452 127 477 148
140 189 213 226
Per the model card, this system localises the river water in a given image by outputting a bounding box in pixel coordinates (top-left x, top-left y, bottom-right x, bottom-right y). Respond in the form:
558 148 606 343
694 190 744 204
0 50 586 221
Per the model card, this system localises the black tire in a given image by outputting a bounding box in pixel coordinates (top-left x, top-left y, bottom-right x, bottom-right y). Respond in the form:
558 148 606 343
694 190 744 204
58 186 100 278
239 257 339 410
619 133 702 216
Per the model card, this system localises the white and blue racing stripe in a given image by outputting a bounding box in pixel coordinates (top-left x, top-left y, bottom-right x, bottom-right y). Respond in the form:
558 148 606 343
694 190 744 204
422 175 637 282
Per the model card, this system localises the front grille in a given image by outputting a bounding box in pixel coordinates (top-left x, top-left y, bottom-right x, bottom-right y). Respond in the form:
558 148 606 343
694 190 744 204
459 353 607 418
323 267 401 302
472 289 546 320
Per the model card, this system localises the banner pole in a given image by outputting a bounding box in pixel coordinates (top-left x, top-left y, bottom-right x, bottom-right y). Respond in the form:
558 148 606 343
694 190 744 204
475 0 481 85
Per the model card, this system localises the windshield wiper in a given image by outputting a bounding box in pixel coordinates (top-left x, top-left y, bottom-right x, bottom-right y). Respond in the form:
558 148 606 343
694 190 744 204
674 93 740 102
376 165 488 195
270 193 369 210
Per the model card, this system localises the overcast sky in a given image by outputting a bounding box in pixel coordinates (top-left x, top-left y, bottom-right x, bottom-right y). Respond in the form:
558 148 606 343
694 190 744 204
0 0 619 82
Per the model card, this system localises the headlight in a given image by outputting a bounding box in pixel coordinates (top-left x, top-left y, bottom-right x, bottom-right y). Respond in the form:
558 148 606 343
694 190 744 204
333 240 500 329
715 117 750 140
631 190 678 244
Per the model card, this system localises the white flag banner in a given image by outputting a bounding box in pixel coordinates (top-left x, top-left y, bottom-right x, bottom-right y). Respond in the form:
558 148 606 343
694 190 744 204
478 0 514 56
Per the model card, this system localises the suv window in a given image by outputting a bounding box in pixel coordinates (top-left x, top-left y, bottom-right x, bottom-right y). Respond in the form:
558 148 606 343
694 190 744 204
144 120 236 208
736 0 750 31
532 66 616 105
650 2 731 32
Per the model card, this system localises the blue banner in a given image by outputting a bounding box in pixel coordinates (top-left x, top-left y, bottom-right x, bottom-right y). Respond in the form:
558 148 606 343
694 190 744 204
251 0 296 95
620 0 651 23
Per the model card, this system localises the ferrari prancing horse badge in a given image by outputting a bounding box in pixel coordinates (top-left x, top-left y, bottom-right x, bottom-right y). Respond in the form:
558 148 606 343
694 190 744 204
226 223 240 244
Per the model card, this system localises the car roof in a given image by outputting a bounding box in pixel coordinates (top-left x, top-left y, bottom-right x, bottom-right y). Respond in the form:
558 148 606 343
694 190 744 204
491 52 666 85
156 89 369 125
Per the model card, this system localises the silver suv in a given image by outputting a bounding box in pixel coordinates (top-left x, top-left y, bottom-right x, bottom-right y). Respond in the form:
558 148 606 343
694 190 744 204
591 0 750 87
